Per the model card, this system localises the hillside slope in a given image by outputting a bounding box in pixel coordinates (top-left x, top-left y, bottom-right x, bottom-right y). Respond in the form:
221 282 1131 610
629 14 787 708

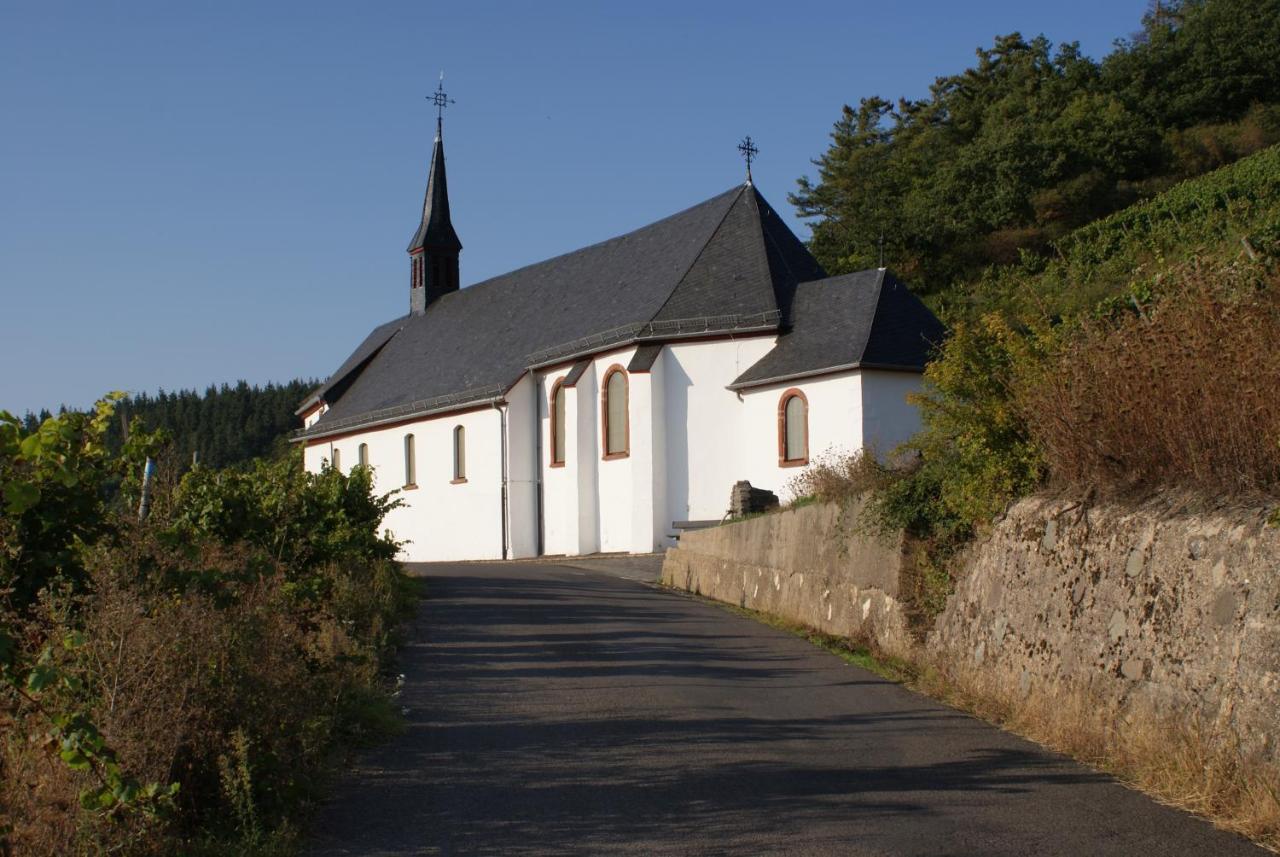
946 142 1280 322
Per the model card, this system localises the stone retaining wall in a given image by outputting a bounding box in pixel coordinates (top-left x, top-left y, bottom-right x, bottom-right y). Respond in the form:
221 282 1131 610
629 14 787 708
660 500 914 656
661 493 1280 758
933 495 1280 760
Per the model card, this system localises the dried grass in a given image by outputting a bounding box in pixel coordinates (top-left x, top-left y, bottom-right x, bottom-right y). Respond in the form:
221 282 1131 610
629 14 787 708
1022 261 1280 499
916 657 1280 851
785 448 895 507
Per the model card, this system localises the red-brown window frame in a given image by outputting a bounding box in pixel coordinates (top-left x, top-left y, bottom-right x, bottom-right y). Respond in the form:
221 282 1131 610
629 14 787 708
549 379 567 468
777 388 809 467
601 364 630 461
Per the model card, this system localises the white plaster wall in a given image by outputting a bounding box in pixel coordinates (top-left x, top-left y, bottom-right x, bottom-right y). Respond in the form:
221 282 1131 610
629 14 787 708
302 404 327 429
645 350 669 551
859 370 926 457
590 352 633 553
302 346 927 561
626 369 657 553
539 366 581 556
504 374 539 559
304 407 505 562
660 337 777 525
535 346 648 555
739 371 865 503
574 367 601 555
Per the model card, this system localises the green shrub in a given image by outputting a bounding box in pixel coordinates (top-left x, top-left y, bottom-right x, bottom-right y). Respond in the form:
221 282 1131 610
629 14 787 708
0 397 414 856
170 451 401 578
878 314 1053 541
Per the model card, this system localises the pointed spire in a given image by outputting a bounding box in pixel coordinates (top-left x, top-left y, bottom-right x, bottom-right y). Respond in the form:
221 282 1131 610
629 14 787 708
408 75 463 314
407 130 462 255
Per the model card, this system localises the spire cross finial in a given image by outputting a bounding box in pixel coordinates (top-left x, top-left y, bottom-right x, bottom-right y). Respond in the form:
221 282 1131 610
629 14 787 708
428 71 455 135
737 135 759 184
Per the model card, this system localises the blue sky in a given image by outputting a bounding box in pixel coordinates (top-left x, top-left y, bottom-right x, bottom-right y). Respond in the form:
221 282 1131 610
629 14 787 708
0 1 1146 415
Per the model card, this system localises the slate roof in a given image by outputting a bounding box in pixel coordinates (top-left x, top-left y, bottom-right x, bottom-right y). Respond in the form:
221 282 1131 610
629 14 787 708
299 183 827 439
728 269 946 391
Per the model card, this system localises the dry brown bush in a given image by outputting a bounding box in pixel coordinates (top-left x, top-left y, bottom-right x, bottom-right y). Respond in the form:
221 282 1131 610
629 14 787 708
1021 262 1280 498
785 448 894 506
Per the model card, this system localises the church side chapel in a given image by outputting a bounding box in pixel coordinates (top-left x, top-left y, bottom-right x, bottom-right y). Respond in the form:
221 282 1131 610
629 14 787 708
293 84 944 562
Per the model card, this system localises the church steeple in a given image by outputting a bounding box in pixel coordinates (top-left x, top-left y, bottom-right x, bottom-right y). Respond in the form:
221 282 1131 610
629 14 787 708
408 77 462 315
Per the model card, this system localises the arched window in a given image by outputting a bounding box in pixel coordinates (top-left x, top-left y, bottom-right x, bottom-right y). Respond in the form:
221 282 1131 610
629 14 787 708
403 434 417 487
550 380 566 467
331 447 341 471
452 425 466 482
357 443 369 468
602 366 629 459
778 389 808 467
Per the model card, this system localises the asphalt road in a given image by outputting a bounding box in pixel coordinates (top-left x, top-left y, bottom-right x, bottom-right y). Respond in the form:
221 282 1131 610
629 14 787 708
306 559 1263 856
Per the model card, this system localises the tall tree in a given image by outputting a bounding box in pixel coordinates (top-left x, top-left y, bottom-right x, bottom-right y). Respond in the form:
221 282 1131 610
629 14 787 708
793 0 1280 297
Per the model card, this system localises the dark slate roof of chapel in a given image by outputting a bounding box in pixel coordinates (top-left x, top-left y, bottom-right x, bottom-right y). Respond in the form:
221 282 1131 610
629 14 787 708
303 183 826 437
728 269 946 390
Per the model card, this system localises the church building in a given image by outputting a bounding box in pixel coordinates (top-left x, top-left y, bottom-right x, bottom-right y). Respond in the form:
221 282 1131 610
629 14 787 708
293 109 944 562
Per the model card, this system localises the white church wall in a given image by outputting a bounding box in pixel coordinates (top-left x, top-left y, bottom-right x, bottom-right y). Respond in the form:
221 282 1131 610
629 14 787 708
660 337 777 525
859 369 926 457
302 403 327 429
644 349 669 553
540 367 580 557
591 353 634 553
303 351 927 562
304 406 506 562
303 441 328 474
574 366 601 555
627 368 658 553
739 371 866 503
504 373 539 559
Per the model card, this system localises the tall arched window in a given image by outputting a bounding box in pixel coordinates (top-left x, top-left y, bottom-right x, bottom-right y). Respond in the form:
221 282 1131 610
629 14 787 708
778 389 809 467
331 447 341 471
550 380 566 467
403 434 417 487
357 443 369 468
452 425 466 482
602 366 629 459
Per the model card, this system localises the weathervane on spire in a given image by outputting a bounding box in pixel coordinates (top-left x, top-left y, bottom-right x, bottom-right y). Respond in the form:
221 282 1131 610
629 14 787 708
737 135 759 184
428 71 455 136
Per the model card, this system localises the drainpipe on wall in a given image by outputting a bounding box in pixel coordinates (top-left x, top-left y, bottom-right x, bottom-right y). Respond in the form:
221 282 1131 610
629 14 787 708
495 401 509 560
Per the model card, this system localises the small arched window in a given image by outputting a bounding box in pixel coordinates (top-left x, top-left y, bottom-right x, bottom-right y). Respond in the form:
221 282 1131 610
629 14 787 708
550 380 566 467
452 425 466 483
331 447 341 471
602 366 629 459
403 434 417 487
778 389 808 467
357 443 369 468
